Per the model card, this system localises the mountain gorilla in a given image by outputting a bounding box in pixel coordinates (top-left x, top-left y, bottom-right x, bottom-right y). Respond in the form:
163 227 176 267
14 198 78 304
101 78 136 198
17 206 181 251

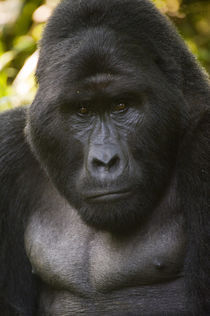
0 0 209 315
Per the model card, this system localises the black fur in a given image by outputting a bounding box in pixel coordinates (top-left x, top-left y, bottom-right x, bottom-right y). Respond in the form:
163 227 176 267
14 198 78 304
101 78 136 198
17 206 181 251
0 108 40 315
0 0 209 315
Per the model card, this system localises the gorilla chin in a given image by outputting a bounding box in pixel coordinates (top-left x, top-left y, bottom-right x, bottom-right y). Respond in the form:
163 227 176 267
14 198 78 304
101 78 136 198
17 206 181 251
74 188 153 232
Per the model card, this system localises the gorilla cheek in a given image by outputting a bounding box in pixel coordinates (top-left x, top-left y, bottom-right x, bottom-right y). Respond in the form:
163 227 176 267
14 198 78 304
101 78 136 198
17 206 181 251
48 139 84 201
27 120 84 203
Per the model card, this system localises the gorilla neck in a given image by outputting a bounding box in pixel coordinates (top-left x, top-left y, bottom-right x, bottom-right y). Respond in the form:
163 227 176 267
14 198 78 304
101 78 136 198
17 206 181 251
24 179 187 314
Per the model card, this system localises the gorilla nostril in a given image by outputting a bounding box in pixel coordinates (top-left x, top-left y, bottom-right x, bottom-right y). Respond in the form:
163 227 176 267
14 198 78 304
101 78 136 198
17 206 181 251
107 155 120 169
92 158 105 168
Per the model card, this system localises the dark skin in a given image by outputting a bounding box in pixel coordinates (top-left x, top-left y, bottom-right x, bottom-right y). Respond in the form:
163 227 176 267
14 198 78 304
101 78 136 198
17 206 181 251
0 0 209 315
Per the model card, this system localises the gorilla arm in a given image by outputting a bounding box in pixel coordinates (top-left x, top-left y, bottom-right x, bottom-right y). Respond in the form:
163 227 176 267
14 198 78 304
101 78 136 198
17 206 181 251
178 109 210 314
0 108 39 316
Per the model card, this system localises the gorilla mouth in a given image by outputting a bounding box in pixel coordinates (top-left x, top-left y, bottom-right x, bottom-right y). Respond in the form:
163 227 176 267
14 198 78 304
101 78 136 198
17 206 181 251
85 190 131 202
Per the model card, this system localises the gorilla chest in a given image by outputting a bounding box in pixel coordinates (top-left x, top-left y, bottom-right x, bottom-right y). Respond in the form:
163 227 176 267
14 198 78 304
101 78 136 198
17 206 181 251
25 204 185 294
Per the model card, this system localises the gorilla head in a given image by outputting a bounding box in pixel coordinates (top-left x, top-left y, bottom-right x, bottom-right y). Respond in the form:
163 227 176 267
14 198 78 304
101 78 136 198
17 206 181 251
26 0 190 232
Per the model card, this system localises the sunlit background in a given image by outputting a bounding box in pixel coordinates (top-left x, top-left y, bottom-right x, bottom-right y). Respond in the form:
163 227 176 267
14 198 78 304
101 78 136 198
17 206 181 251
0 0 210 111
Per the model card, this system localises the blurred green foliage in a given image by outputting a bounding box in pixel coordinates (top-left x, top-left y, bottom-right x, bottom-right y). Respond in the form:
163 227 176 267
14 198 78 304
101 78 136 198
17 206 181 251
0 0 210 111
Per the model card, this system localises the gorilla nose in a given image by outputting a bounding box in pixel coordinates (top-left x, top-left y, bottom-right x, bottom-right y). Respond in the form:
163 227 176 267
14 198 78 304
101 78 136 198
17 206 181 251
87 145 124 176
93 154 120 170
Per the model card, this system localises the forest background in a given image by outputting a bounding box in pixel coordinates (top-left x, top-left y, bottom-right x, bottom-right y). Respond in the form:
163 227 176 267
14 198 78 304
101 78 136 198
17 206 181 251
0 0 210 112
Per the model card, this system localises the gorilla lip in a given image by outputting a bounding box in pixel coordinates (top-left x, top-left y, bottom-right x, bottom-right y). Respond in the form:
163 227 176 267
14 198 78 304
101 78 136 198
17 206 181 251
85 190 131 201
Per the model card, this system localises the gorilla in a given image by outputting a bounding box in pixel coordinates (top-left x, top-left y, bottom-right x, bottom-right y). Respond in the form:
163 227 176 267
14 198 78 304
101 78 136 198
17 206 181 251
0 0 209 315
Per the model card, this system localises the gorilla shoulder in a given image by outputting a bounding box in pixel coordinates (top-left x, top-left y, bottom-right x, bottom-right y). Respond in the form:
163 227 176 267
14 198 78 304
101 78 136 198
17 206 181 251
0 107 40 182
0 107 43 227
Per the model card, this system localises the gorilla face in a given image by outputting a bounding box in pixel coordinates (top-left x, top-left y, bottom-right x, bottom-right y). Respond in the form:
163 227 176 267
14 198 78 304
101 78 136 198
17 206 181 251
27 28 184 232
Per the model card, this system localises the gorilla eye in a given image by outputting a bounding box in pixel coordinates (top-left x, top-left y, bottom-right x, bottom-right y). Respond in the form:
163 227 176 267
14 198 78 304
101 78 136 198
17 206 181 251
112 103 128 113
78 106 90 115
